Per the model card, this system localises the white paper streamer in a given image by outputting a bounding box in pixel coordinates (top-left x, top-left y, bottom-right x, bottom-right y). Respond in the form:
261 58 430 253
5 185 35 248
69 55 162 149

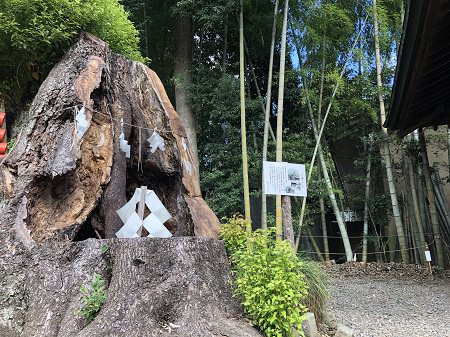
119 119 131 158
115 187 172 238
75 105 89 139
147 130 165 153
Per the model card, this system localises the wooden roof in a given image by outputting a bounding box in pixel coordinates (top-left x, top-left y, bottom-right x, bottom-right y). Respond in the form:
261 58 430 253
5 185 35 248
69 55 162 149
385 0 450 136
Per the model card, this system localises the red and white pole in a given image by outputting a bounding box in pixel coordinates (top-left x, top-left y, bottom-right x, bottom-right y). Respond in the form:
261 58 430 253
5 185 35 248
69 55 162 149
0 111 7 158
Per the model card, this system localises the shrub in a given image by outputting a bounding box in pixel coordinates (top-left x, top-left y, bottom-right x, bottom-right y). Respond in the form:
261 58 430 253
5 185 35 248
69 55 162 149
0 0 145 106
220 216 308 337
297 258 330 322
78 272 107 322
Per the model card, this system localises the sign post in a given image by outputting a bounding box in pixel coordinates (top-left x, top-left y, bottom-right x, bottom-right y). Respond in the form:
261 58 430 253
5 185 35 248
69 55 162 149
263 161 307 197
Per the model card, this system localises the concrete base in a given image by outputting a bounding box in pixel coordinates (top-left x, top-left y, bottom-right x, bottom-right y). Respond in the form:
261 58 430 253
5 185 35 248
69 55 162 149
301 312 320 337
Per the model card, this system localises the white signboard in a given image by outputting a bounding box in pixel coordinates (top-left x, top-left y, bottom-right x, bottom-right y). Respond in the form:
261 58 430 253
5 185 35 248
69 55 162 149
263 161 307 197
425 250 432 262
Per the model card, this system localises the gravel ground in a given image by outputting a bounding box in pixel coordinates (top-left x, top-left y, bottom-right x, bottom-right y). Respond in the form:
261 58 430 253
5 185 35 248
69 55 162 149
326 263 450 337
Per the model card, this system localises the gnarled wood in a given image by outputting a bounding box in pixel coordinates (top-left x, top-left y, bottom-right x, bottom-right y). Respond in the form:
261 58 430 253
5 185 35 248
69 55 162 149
0 238 262 337
0 32 219 242
0 34 258 337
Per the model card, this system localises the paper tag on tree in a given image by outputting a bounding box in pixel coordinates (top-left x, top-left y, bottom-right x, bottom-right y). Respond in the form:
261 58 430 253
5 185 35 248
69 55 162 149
119 132 131 158
119 119 131 158
75 105 89 139
425 250 432 262
116 187 172 238
147 130 165 153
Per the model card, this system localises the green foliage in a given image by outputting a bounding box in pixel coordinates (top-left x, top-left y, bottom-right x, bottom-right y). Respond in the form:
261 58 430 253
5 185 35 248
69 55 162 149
78 273 107 322
220 214 250 253
296 258 329 322
220 216 308 337
101 243 110 255
0 0 144 106
6 137 16 152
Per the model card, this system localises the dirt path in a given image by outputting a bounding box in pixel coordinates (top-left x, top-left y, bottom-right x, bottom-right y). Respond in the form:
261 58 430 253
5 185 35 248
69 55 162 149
326 265 450 337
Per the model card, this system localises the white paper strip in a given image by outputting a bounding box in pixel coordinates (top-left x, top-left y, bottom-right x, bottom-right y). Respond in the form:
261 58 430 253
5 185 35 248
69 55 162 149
116 189 141 223
115 187 172 238
75 106 89 139
143 213 172 238
119 132 131 158
145 191 171 222
147 130 165 153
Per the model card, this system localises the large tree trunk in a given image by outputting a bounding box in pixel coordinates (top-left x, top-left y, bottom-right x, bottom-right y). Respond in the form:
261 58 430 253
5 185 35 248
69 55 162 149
282 195 294 247
0 34 261 337
0 33 218 241
0 237 263 337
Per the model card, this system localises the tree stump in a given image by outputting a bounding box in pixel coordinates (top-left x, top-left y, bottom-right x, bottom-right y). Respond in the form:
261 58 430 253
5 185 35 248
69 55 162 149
0 33 261 336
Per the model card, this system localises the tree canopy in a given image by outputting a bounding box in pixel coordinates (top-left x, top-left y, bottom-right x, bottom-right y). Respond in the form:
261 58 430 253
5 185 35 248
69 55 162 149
0 0 143 108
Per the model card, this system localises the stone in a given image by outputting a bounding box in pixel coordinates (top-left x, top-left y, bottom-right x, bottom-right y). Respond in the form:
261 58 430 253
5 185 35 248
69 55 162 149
335 323 354 337
301 312 320 337
323 310 339 329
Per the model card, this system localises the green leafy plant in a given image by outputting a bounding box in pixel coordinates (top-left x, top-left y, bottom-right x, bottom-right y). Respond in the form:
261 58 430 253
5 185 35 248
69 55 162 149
6 137 16 152
78 273 107 322
220 216 308 337
297 257 329 322
101 243 109 255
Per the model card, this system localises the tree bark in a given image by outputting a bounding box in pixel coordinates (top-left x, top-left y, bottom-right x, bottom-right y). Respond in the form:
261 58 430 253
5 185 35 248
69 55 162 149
282 195 294 247
0 33 261 337
0 238 262 337
0 33 219 242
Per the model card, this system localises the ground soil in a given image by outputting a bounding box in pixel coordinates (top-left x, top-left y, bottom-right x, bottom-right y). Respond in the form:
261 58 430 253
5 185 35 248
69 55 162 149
324 263 450 337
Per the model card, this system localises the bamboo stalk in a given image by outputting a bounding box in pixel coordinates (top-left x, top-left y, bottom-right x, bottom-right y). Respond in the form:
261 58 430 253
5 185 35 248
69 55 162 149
406 149 427 263
261 0 279 230
275 0 289 240
318 163 330 262
419 128 445 267
362 138 372 264
373 0 409 263
239 0 251 225
306 227 324 262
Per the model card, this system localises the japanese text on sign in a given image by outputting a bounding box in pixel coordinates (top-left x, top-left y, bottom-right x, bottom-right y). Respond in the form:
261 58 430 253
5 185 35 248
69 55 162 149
263 161 307 197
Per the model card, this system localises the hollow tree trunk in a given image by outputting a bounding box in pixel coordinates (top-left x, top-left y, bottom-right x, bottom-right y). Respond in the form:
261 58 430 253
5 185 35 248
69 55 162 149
0 34 261 337
0 32 219 241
